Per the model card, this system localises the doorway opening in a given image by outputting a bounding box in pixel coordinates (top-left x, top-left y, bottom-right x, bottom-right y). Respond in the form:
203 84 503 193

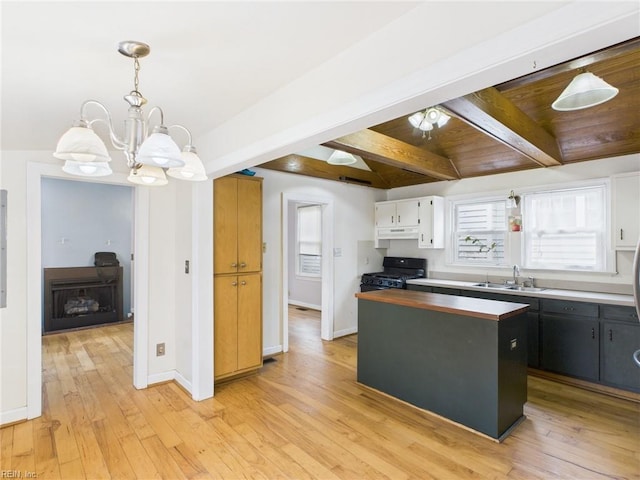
40 178 134 335
281 193 334 352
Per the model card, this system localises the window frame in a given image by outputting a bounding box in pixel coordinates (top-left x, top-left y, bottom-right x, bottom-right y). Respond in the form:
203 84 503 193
449 196 509 267
295 204 322 279
521 180 610 273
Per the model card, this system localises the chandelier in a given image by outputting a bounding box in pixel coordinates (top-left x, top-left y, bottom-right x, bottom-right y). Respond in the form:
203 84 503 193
54 40 207 186
408 106 450 139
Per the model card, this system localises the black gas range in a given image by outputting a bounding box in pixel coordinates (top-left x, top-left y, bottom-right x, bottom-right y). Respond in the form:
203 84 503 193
360 257 427 292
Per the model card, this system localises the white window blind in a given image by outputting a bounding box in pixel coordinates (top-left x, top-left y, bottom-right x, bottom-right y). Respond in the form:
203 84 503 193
297 205 322 277
523 185 606 271
453 199 506 265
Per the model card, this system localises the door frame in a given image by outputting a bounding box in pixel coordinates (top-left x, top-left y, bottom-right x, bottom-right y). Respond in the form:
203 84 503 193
281 192 334 351
26 162 149 418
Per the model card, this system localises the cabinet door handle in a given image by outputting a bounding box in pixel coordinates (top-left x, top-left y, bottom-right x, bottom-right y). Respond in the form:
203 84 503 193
591 328 595 339
421 234 424 242
231 281 238 286
391 216 394 224
398 215 401 223
609 329 613 341
620 228 623 240
241 280 247 286
231 262 237 268
240 262 246 268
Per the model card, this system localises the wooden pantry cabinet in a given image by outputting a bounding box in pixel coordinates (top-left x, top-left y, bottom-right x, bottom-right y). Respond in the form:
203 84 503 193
213 174 263 381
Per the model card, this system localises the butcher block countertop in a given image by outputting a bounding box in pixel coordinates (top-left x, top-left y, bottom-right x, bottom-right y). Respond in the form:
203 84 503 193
356 289 529 321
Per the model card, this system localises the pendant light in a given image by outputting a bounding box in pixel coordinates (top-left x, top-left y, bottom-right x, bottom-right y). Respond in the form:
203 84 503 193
551 72 619 111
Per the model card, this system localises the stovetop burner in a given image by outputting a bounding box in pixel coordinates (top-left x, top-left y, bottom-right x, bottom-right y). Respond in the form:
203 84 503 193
360 257 426 290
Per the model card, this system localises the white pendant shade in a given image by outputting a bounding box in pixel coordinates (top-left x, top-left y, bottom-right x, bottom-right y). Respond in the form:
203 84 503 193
127 165 168 186
54 126 112 163
136 131 184 168
327 150 357 166
167 150 208 181
408 107 449 131
551 72 619 111
62 160 113 177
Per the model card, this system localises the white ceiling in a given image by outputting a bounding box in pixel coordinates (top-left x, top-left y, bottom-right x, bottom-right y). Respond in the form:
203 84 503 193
1 1 419 152
2 1 638 179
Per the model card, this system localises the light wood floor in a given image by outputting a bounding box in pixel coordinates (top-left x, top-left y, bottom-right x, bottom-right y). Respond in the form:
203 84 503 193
2 307 639 479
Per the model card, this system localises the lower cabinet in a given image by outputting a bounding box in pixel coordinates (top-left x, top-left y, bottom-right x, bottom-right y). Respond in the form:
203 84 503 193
541 314 600 381
601 321 640 391
407 284 640 392
214 273 263 380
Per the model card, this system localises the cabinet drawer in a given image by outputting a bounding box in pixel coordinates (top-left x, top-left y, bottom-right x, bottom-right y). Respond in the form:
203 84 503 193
432 287 460 295
542 299 598 317
503 295 539 312
601 305 639 323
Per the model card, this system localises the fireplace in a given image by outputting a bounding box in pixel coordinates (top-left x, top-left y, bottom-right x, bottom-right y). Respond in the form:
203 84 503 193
43 266 123 333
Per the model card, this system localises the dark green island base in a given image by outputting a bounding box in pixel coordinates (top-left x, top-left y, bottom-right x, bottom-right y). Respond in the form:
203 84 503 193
356 289 530 442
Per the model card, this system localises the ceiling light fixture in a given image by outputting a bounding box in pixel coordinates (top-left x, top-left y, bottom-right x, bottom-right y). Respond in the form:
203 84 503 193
54 40 207 186
551 71 619 111
408 106 450 139
327 149 357 166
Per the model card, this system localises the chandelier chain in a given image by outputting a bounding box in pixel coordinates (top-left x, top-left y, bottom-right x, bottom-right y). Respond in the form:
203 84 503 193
133 57 141 94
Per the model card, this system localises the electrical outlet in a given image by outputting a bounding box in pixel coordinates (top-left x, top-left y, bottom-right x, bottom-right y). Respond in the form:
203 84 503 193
156 343 165 356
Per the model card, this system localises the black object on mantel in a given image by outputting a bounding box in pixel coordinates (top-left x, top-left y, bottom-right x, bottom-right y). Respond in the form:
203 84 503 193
94 252 119 267
360 256 426 291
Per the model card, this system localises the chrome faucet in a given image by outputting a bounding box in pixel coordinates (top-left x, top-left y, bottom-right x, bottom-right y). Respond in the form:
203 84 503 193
512 265 520 285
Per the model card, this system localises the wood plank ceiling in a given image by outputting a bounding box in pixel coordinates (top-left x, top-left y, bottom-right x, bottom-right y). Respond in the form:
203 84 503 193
260 38 640 189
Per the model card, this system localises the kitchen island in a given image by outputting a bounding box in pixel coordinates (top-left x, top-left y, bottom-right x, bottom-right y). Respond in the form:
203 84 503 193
356 288 529 441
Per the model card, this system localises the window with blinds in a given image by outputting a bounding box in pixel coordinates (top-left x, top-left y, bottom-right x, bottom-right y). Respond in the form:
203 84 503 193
523 184 607 271
296 205 322 277
453 199 507 265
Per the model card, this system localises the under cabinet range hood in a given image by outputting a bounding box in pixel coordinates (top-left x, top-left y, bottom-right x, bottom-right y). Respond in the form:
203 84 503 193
376 226 419 240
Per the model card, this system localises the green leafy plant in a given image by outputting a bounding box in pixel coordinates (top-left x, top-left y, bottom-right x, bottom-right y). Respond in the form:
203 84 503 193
464 235 497 253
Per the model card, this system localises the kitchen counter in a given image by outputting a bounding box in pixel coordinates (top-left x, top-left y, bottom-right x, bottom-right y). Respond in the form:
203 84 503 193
357 289 528 441
355 288 528 321
406 278 634 307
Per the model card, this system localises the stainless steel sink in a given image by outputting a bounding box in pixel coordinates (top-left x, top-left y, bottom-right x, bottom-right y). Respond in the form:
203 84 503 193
472 282 510 289
505 286 546 292
472 282 546 292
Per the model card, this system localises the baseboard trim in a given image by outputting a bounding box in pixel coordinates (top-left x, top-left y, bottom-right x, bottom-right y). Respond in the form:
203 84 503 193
528 368 640 403
334 326 357 338
0 406 28 427
174 371 193 394
288 300 321 311
263 345 283 357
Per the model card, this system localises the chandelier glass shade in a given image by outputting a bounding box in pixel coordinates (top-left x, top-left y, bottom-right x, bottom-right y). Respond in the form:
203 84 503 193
408 107 450 137
127 165 168 186
551 72 619 111
54 40 207 186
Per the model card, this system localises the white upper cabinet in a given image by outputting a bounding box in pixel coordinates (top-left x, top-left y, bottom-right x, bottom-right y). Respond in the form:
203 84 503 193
418 196 444 249
374 196 444 248
375 199 420 227
612 172 640 250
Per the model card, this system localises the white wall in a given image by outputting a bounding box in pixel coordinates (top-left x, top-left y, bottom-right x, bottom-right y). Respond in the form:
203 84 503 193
383 155 640 293
174 180 193 387
257 167 386 352
0 153 28 422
